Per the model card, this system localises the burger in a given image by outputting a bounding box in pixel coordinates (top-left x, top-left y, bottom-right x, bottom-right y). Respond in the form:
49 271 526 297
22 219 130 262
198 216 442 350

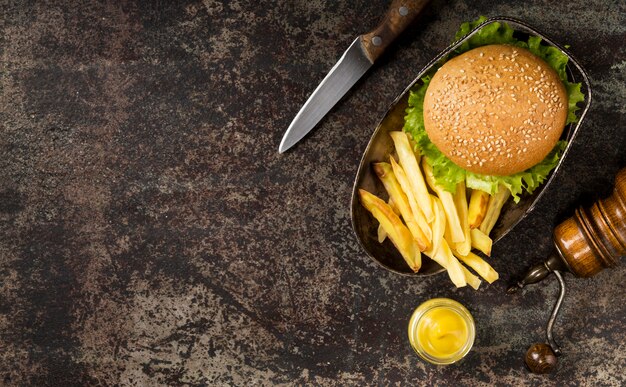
425 44 567 176
403 17 585 202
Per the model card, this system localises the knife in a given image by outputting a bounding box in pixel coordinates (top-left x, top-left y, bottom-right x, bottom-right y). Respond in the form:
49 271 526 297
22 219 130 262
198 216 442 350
279 0 431 153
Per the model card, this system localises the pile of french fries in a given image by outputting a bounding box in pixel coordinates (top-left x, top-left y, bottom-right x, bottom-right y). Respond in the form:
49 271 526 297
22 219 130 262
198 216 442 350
359 131 510 289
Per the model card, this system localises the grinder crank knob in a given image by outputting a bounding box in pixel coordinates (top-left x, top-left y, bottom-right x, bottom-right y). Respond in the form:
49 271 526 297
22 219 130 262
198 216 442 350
525 343 558 374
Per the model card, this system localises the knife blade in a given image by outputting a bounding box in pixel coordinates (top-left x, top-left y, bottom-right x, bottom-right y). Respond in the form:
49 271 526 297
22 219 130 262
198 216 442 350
279 0 431 153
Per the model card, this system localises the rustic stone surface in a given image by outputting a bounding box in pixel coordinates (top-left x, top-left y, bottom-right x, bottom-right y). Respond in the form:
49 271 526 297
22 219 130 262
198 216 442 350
1 0 625 385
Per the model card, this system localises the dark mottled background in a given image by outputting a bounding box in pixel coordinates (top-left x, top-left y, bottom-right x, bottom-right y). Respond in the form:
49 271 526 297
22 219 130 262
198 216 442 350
1 0 625 385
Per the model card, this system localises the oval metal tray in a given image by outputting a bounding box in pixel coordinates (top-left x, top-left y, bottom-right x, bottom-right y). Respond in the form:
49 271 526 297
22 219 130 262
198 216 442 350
350 17 592 276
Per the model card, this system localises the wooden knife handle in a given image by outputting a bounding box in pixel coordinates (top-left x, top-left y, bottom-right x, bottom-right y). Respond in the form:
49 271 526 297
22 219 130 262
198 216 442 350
360 0 430 63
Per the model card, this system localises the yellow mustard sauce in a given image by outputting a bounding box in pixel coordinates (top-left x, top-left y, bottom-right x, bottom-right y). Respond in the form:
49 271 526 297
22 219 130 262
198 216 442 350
416 308 469 358
408 298 475 365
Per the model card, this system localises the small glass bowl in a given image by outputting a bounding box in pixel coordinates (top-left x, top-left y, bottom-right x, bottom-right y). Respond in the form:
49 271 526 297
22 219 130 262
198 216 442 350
408 298 476 365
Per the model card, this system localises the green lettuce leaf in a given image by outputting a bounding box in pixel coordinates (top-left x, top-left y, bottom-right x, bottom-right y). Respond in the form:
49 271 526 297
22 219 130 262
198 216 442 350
402 17 584 202
454 16 519 53
565 81 585 124
527 36 568 80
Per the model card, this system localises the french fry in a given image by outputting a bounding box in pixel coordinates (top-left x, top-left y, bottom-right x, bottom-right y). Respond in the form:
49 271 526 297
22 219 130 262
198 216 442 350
377 198 399 243
389 131 434 222
468 189 490 229
479 185 511 235
461 265 482 290
389 157 432 245
425 239 467 288
427 195 444 257
359 189 421 272
425 196 466 288
453 181 472 256
377 226 386 244
439 238 467 288
422 158 465 243
453 251 499 284
373 163 429 252
470 228 492 256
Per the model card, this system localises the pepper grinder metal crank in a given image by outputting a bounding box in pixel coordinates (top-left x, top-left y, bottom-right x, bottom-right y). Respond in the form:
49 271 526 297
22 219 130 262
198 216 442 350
507 167 626 374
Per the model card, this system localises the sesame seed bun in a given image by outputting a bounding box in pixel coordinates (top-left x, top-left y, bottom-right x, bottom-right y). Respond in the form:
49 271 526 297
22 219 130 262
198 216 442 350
423 44 568 176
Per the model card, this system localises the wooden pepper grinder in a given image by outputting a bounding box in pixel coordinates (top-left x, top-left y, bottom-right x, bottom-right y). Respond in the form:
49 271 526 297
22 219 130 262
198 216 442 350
507 167 626 374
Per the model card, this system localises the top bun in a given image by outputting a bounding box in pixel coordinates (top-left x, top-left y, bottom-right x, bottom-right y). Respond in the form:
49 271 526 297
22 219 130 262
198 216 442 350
423 44 568 176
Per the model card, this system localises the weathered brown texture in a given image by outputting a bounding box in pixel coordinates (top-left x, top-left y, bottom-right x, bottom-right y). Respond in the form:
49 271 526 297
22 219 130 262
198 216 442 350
1 0 625 385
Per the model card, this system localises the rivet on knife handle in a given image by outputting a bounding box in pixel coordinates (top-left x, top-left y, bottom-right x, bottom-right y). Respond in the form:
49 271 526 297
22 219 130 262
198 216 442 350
360 0 431 63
